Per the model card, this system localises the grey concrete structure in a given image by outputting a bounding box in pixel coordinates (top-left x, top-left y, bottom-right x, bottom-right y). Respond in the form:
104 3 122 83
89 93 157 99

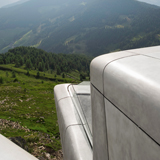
54 83 92 160
0 134 38 160
54 46 160 160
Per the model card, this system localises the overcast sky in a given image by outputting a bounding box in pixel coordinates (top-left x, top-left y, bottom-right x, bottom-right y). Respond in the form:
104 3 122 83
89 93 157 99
138 0 160 6
0 0 20 8
0 0 160 8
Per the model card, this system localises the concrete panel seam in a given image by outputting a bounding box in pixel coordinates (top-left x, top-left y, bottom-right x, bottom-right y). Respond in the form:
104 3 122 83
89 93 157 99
91 84 109 159
57 96 71 103
63 124 82 160
102 54 140 83
76 93 90 95
68 85 93 146
64 124 83 141
128 50 160 60
64 119 92 149
103 94 160 147
91 84 104 98
64 124 92 150
102 89 110 160
101 54 141 160
67 84 72 92
91 83 160 155
76 94 92 135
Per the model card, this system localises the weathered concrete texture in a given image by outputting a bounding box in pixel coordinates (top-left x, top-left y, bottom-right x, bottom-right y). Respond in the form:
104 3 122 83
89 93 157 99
64 125 92 160
104 55 160 145
91 85 108 160
105 99 160 160
0 134 38 160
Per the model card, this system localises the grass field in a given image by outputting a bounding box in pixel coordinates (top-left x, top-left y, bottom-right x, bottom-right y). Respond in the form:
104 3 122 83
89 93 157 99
0 66 82 159
0 64 82 82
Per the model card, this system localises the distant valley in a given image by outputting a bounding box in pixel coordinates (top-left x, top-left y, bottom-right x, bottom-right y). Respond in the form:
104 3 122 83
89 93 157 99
0 0 160 56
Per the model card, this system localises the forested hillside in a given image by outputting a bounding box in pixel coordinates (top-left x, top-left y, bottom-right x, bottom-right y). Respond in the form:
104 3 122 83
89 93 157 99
0 0 160 56
0 46 91 80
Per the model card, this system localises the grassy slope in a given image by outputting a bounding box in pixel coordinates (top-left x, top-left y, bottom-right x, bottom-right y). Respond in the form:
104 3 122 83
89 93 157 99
0 66 82 159
0 64 83 82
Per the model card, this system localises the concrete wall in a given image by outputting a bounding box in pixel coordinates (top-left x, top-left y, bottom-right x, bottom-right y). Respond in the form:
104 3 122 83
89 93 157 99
90 46 160 160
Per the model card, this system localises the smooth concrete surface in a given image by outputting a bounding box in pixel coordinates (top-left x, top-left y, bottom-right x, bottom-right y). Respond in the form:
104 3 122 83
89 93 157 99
127 45 160 59
79 81 90 85
90 51 138 93
0 134 38 160
64 125 92 160
105 99 160 160
54 84 70 102
104 55 160 144
56 97 82 145
77 95 92 133
90 45 160 93
70 84 92 144
143 52 160 59
72 83 91 133
91 85 108 160
54 84 72 153
90 46 160 160
128 45 160 55
54 83 92 160
73 85 90 95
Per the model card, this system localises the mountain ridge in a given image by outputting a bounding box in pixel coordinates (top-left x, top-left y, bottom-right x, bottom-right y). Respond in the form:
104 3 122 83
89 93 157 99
0 0 160 56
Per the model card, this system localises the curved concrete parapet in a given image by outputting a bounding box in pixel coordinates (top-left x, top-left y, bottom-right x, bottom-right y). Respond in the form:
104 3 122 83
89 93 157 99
54 83 92 160
90 51 138 93
0 134 38 160
90 46 160 160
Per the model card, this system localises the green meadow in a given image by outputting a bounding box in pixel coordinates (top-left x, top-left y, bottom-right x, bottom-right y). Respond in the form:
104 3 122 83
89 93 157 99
0 67 80 158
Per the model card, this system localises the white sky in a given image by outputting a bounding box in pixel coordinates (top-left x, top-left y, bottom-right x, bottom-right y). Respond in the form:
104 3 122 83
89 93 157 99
138 0 160 6
0 0 159 8
0 0 20 8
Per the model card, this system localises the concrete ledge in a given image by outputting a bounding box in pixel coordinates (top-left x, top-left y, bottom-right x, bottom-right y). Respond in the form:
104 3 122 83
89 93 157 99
56 97 82 145
64 125 92 160
0 134 38 160
54 84 71 102
54 84 92 160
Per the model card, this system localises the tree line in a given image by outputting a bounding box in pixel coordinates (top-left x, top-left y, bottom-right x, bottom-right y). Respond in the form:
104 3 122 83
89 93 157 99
0 46 92 76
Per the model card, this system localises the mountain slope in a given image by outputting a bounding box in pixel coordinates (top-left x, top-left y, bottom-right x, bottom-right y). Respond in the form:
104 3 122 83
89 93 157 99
0 0 160 56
